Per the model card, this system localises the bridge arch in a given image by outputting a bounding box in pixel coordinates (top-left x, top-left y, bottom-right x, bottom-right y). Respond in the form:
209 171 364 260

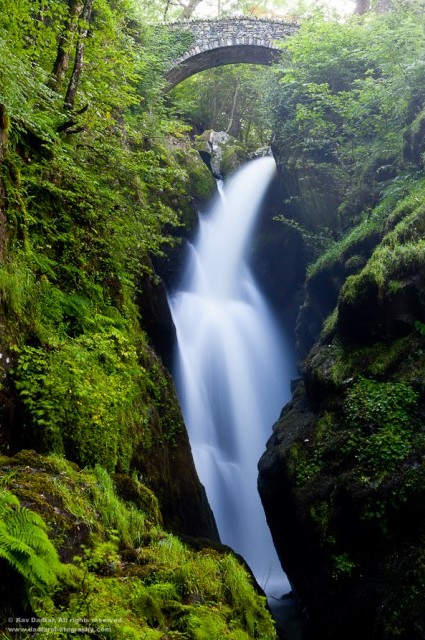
165 18 298 89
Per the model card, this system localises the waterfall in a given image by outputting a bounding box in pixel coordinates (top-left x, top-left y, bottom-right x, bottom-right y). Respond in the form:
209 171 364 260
168 157 294 596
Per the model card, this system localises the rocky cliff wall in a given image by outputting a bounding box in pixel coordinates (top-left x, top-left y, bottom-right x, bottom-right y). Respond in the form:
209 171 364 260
258 178 425 640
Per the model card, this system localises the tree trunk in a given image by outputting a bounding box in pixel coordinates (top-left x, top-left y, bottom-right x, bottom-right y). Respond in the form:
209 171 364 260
354 0 371 13
0 105 9 261
51 0 84 91
180 0 203 19
355 0 393 13
226 82 240 136
64 0 94 110
163 0 172 19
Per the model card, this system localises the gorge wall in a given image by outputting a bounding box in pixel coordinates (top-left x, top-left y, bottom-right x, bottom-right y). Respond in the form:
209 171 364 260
257 124 425 640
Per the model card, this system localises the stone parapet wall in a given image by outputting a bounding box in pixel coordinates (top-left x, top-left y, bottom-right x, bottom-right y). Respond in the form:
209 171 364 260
164 18 298 88
167 18 298 65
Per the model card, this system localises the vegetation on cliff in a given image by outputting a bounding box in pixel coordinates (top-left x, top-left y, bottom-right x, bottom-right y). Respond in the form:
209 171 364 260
258 3 425 640
2 0 425 637
0 0 272 635
0 451 276 639
269 2 425 233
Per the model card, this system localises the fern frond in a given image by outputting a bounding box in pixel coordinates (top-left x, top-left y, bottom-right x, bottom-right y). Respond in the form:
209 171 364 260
0 489 61 595
0 490 20 512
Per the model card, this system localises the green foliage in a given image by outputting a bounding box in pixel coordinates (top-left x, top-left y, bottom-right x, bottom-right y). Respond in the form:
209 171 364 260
288 411 336 485
0 0 203 323
170 65 275 150
0 31 59 141
288 441 320 485
0 453 277 640
90 465 147 548
0 489 61 596
0 0 211 482
14 327 146 472
268 7 425 231
332 553 356 578
344 377 418 475
328 336 417 385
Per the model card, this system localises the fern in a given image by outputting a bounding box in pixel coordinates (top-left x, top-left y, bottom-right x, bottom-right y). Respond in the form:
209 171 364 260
0 490 61 594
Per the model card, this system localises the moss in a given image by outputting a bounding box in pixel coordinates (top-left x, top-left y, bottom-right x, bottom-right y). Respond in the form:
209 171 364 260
182 149 216 203
310 500 332 542
113 473 162 527
320 308 339 341
383 177 425 230
13 330 148 472
339 270 379 306
332 553 357 578
336 180 425 309
220 142 249 177
343 377 419 479
0 451 277 640
170 145 216 233
307 202 387 279
288 442 321 485
328 335 416 384
370 239 425 284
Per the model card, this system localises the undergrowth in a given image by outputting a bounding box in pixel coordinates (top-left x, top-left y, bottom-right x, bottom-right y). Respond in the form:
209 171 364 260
0 453 277 640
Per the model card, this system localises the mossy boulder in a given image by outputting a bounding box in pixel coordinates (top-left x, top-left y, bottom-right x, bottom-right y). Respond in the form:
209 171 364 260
0 451 277 640
194 130 249 178
336 198 425 344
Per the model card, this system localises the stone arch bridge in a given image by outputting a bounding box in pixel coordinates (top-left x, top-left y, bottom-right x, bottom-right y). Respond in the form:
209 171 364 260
165 17 298 89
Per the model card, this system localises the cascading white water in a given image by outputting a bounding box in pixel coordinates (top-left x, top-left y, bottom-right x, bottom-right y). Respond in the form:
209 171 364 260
169 156 295 596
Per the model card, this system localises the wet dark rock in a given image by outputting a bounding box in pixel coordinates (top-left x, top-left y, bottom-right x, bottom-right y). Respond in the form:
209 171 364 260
136 267 176 367
259 369 425 639
259 191 425 639
338 271 425 344
296 230 382 357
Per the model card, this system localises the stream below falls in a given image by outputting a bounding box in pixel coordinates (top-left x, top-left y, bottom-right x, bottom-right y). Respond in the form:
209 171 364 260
168 156 296 606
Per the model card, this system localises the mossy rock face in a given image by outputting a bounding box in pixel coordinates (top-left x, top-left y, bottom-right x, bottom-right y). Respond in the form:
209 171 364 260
259 369 425 640
219 141 249 177
132 349 219 541
260 181 425 640
171 143 216 219
337 270 383 342
194 130 249 178
296 228 383 356
113 473 162 527
0 451 99 561
184 149 216 203
0 451 277 640
338 270 425 343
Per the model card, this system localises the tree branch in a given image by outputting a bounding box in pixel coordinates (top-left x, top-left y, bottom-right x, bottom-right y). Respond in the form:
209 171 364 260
64 0 94 110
